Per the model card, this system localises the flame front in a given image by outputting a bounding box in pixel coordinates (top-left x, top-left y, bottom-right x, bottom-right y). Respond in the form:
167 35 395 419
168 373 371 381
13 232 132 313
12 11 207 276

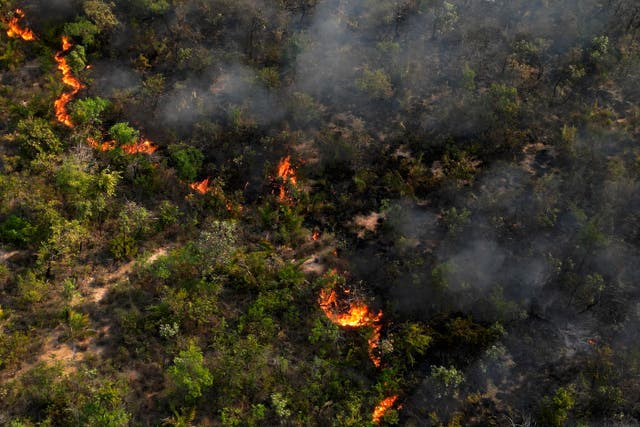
318 272 383 366
372 395 399 424
122 138 158 154
190 178 211 194
87 137 115 151
54 36 83 127
6 9 35 41
319 289 382 327
276 155 297 200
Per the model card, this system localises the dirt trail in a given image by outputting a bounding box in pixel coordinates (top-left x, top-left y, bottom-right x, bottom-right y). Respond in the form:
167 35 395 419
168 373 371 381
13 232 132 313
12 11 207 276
6 246 170 379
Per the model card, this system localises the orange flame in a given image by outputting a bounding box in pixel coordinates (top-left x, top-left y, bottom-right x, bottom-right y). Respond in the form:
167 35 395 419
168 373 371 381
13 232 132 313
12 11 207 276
190 178 211 194
87 135 157 154
319 289 382 327
312 230 320 241
87 137 115 151
372 395 399 424
276 155 297 200
6 9 35 41
54 36 83 127
189 178 238 212
318 271 383 366
369 324 383 367
122 138 158 154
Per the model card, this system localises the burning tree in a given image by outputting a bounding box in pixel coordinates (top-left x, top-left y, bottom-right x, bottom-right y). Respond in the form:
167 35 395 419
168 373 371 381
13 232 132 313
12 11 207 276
5 8 35 41
275 155 297 201
317 270 384 367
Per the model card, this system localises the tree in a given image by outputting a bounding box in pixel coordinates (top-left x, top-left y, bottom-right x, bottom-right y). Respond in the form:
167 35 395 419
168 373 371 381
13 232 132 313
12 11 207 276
55 155 120 220
110 201 151 260
132 0 170 15
70 97 110 126
15 118 62 158
539 386 576 427
356 68 393 99
108 122 139 146
432 1 459 38
168 144 204 182
83 0 119 30
63 18 101 47
77 379 131 427
0 214 36 247
429 365 465 399
167 341 213 403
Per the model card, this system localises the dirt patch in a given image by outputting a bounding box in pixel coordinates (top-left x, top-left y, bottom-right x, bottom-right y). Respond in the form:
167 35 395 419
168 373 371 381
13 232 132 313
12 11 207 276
352 212 386 238
146 247 168 264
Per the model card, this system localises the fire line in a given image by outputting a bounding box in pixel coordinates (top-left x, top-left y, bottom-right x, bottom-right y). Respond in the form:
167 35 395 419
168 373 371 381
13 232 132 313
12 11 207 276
372 395 399 424
54 36 83 127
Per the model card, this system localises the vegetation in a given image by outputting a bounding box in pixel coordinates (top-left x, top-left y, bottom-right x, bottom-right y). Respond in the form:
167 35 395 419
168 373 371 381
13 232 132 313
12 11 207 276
1 0 640 425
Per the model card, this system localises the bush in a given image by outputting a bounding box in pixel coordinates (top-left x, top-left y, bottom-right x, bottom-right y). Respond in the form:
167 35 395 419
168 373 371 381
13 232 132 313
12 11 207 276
15 118 62 158
168 145 204 182
0 214 36 247
109 123 139 146
167 341 213 403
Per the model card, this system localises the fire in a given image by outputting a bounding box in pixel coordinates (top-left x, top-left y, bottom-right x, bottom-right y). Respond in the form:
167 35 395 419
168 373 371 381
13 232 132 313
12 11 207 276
87 137 115 151
318 272 383 366
276 155 297 200
54 36 83 127
319 289 382 327
87 136 157 154
122 138 158 154
190 178 211 194
6 9 35 41
312 230 320 241
189 178 238 212
61 35 72 51
369 324 383 367
372 395 399 424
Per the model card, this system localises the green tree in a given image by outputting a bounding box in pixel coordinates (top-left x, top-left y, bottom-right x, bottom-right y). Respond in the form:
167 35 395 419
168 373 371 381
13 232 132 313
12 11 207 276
433 1 459 37
63 18 101 47
167 341 213 403
55 156 120 219
168 144 204 182
110 201 151 260
70 97 110 126
462 63 476 92
39 219 89 267
78 380 131 426
488 83 519 123
539 386 576 427
67 44 88 73
65 309 90 340
132 0 170 14
356 68 393 99
109 122 139 146
83 0 119 30
15 118 62 158
0 214 36 247
395 322 432 366
430 365 465 399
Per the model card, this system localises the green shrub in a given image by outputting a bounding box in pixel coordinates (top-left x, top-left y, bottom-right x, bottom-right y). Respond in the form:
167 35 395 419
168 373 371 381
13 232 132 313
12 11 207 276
168 145 204 182
0 214 36 247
